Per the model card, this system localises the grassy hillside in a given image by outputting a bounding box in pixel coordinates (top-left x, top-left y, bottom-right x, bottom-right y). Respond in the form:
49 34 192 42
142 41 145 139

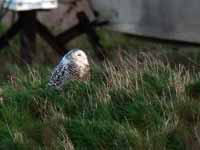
0 53 200 150
1 22 200 149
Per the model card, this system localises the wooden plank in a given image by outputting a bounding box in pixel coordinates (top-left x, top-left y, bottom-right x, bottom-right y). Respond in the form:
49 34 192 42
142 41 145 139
19 11 37 64
37 20 66 55
0 21 20 49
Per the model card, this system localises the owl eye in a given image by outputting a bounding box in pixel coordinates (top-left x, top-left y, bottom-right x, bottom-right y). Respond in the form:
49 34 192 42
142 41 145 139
77 53 81 56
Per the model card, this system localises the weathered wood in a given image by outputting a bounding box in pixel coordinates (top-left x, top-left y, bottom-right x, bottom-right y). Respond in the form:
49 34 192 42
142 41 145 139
19 11 37 64
0 6 106 62
56 19 109 44
37 20 66 55
4 0 58 11
77 12 106 60
0 21 20 49
56 23 82 44
56 12 107 60
0 10 67 62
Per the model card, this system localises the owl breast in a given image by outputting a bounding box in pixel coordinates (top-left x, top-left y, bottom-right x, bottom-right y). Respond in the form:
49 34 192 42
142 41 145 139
68 62 90 80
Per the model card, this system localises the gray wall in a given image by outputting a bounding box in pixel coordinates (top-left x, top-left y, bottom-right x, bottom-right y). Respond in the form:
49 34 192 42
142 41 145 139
91 0 200 43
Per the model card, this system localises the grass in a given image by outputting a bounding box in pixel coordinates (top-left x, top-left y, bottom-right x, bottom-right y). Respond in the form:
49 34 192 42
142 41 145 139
0 53 200 150
1 22 200 149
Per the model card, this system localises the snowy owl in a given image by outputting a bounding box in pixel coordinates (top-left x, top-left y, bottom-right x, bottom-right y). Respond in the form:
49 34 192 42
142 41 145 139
48 49 90 89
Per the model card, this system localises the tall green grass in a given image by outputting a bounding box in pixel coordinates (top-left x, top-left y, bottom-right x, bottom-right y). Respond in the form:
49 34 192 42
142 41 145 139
0 53 200 150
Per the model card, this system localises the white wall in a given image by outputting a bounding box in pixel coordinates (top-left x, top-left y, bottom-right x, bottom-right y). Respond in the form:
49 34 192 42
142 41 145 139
91 0 200 43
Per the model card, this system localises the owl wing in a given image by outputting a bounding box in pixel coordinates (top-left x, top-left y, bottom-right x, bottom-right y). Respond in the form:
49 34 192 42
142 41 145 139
48 62 70 89
48 61 89 89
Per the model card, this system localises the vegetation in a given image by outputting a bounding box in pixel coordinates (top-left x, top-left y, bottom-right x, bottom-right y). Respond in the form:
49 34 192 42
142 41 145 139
1 21 200 149
0 52 200 150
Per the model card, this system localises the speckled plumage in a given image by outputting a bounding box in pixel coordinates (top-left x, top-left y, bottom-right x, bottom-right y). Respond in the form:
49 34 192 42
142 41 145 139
48 49 90 89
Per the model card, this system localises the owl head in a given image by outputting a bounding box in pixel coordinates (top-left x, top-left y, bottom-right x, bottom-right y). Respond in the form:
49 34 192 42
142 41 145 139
61 49 89 65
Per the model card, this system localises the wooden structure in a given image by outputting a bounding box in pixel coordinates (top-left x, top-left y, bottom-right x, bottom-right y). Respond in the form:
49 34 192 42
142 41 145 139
0 0 108 64
3 0 57 11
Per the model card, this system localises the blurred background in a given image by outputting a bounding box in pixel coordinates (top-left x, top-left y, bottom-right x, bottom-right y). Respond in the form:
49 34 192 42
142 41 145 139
0 0 200 75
